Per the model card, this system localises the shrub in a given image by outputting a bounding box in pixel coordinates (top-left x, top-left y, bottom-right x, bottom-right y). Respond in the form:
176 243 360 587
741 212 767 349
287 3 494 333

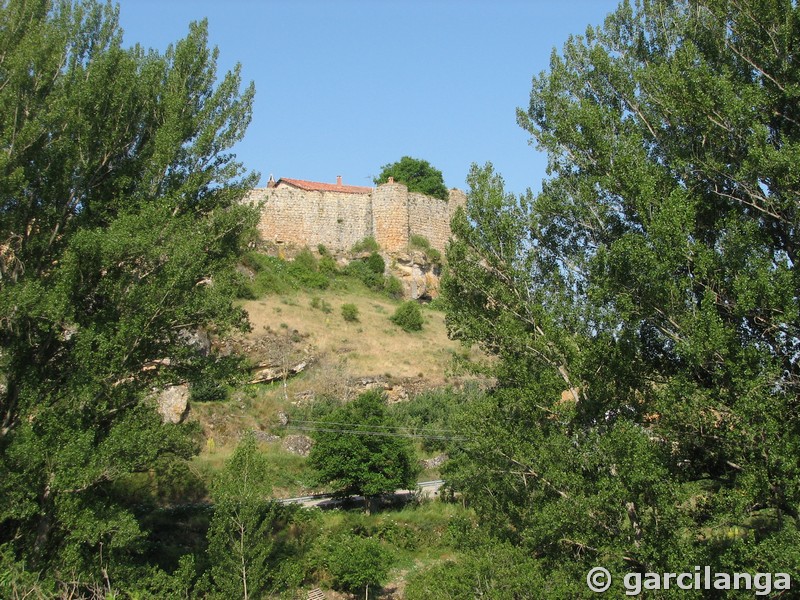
311 296 333 313
341 303 359 323
391 301 424 332
409 234 431 250
191 379 228 402
384 275 404 299
344 259 383 290
351 236 380 253
288 248 330 289
365 251 385 275
426 247 442 264
319 254 338 275
292 247 317 271
390 386 480 452
238 251 332 296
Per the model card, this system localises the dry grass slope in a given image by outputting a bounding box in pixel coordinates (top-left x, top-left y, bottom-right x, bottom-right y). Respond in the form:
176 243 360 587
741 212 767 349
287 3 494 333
187 284 483 498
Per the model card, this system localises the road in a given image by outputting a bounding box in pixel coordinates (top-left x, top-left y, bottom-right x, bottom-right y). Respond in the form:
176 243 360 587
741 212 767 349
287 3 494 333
275 479 445 509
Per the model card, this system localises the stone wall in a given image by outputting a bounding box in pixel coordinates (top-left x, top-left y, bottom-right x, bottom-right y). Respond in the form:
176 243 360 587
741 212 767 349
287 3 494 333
407 188 466 253
247 184 372 253
246 180 465 256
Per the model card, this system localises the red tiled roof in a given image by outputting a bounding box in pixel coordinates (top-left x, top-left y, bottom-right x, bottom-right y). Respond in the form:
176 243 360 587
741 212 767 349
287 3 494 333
278 178 373 194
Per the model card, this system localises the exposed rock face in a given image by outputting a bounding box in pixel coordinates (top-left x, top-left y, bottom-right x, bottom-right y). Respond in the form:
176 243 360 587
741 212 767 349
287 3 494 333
178 328 211 356
282 434 313 456
421 453 449 469
156 384 190 424
250 359 310 384
392 251 441 300
348 375 429 403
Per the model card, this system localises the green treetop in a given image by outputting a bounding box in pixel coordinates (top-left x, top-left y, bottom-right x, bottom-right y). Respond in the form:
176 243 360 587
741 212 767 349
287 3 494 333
308 390 420 513
374 156 449 200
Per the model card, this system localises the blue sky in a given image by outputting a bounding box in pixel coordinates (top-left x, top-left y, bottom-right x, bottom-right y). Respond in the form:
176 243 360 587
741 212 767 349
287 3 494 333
119 1 621 196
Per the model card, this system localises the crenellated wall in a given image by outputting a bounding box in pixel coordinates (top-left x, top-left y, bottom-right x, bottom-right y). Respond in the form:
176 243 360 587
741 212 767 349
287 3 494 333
245 180 465 256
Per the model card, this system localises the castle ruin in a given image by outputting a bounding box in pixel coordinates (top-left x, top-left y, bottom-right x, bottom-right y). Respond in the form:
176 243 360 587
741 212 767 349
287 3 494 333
245 176 466 256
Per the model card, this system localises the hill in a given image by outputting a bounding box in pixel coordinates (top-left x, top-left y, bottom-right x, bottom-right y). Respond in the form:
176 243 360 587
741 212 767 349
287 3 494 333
185 257 484 497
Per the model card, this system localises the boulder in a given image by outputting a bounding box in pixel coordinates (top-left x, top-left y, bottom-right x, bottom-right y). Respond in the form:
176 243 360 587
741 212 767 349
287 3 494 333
178 328 211 356
156 384 190 424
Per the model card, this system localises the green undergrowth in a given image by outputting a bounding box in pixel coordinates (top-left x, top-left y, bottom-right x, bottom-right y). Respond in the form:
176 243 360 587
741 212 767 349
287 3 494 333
276 499 474 595
238 248 404 300
409 234 442 265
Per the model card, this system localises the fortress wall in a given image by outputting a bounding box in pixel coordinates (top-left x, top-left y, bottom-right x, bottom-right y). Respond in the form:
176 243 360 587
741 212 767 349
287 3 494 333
448 188 467 214
407 192 453 254
372 182 409 253
246 181 465 257
249 186 372 253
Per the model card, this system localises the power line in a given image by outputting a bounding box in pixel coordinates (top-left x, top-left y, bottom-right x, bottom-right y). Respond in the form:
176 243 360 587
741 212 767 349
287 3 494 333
288 418 462 434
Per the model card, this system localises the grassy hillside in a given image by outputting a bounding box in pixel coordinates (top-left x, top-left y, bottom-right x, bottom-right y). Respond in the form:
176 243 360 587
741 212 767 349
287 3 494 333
187 251 484 497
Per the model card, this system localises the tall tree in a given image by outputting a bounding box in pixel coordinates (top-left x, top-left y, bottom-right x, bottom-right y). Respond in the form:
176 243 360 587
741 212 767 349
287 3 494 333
443 0 800 591
0 0 257 588
374 156 449 201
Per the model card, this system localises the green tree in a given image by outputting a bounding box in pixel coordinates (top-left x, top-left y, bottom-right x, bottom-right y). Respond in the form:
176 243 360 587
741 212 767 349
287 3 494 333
374 156 448 201
308 390 420 513
206 434 277 600
405 541 564 600
324 534 392 598
443 0 800 590
0 0 257 588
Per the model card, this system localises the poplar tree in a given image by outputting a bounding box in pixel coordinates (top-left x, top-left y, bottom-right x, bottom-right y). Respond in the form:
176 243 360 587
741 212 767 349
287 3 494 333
443 0 800 592
0 0 257 588
206 434 276 600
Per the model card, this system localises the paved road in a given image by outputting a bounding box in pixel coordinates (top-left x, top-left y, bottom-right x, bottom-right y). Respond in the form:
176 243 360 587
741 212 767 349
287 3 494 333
276 479 445 508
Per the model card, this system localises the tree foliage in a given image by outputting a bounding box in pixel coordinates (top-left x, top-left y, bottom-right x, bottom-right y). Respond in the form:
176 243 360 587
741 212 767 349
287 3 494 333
323 534 392 597
0 0 257 587
442 0 800 590
308 390 420 511
374 156 449 201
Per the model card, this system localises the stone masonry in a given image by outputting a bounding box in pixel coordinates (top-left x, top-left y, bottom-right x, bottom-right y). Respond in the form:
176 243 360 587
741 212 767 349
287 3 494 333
245 176 466 256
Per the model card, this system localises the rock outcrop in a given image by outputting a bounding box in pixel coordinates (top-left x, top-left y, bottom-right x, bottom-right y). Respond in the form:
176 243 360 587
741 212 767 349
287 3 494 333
156 384 190 424
392 250 441 300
